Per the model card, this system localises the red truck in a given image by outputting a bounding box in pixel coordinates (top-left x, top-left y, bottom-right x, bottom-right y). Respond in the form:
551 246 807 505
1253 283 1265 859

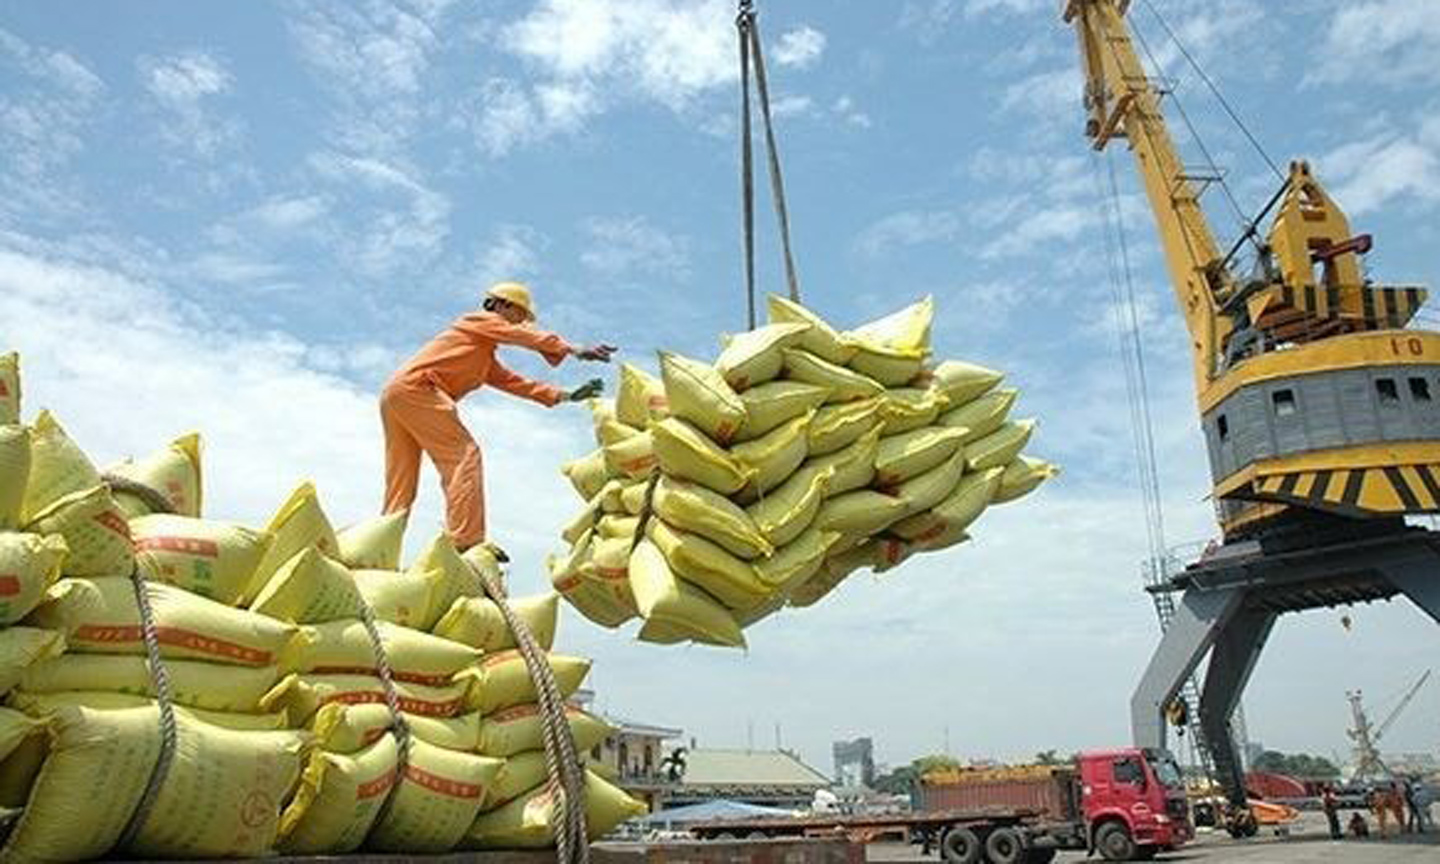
919 748 1192 862
686 747 1189 863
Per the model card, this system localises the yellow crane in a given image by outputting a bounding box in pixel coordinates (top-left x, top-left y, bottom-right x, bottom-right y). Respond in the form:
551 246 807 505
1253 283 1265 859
1064 0 1440 827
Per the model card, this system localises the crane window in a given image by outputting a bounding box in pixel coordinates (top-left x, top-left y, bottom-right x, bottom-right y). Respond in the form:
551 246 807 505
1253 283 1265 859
1271 389 1297 417
1376 378 1400 406
1217 414 1229 441
1409 377 1432 402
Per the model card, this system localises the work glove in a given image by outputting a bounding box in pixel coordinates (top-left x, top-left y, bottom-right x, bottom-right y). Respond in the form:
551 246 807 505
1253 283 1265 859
567 378 604 402
575 344 618 362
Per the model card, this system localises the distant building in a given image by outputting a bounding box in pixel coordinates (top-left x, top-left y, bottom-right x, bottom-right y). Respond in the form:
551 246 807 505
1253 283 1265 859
569 689 683 810
666 748 832 810
833 737 876 788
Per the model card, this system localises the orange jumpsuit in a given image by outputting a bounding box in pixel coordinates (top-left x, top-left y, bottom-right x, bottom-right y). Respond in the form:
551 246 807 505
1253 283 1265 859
382 312 573 548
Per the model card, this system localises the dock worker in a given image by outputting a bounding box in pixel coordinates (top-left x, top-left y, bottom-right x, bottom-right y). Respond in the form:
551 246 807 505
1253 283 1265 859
381 281 615 560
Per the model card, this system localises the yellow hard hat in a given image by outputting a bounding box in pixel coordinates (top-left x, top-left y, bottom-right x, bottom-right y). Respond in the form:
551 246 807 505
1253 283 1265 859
485 281 536 320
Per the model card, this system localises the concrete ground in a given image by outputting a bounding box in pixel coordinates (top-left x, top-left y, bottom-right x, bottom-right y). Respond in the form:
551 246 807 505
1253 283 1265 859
866 812 1440 862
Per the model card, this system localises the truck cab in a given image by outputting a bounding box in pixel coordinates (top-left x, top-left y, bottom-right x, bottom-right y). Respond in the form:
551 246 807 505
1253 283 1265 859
1078 748 1191 860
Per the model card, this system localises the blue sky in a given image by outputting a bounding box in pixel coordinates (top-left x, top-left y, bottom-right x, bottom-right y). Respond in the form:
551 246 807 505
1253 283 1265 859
4 0 1440 775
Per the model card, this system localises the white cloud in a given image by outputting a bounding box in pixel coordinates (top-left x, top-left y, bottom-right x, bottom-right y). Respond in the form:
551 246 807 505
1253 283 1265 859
773 26 826 70
832 95 871 128
1309 0 1440 87
473 224 546 291
1318 115 1440 215
979 204 1093 260
139 50 241 158
999 67 1082 118
472 76 597 157
769 94 813 119
854 210 961 258
580 215 690 280
308 151 451 278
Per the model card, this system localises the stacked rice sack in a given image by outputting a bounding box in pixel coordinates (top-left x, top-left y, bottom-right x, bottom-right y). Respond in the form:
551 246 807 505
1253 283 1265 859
551 297 1057 647
0 351 642 860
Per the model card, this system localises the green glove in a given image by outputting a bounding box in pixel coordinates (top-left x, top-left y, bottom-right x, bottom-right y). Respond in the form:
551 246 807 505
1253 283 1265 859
567 378 604 402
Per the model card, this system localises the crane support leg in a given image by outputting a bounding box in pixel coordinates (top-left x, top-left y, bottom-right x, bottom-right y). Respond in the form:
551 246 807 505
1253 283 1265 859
1198 608 1276 807
1130 587 1245 752
1379 549 1440 624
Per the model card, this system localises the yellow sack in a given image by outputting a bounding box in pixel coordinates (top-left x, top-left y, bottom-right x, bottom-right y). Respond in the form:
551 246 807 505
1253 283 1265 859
489 750 547 811
561 493 603 545
18 652 279 712
367 739 502 853
250 546 364 624
0 532 66 625
754 526 840 593
894 450 967 516
241 481 339 604
596 513 639 539
631 539 746 648
410 533 490 629
938 387 1017 442
131 513 273 604
732 411 812 497
262 673 469 724
808 396 884 456
646 520 767 609
746 465 832 548
354 567 440 629
781 348 884 403
652 417 752 494
766 295 855 365
715 322 810 391
549 532 637 628
309 702 480 754
588 532 632 585
4 706 305 861
652 476 772 559
659 351 746 445
0 708 43 764
0 352 17 425
20 410 100 524
794 426 879 495
875 426 967 486
279 733 398 854
598 479 641 514
25 484 133 578
0 424 30 530
880 387 946 435
846 343 925 387
596 417 641 447
281 619 479 686
905 522 971 554
562 448 610 501
0 627 64 692
10 690 288 731
432 592 558 653
844 295 933 356
736 380 830 442
815 490 909 535
460 651 590 714
788 542 883 608
587 397 618 438
891 468 1002 541
968 419 1036 472
466 770 646 848
31 576 297 666
335 510 407 570
616 363 669 429
993 455 1059 503
106 432 203 519
619 480 650 515
603 429 658 480
924 360 1003 406
477 703 612 758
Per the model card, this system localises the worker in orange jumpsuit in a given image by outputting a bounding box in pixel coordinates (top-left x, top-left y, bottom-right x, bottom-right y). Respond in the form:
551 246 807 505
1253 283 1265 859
382 282 614 559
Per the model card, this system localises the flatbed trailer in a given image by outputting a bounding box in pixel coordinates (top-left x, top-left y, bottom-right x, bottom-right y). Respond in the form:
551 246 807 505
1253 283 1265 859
688 807 1072 863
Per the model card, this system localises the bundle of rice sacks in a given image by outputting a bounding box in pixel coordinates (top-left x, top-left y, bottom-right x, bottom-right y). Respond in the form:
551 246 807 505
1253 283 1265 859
0 350 641 860
550 297 1057 646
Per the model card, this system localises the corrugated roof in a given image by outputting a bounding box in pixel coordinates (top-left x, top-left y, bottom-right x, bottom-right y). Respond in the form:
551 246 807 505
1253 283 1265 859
679 749 831 788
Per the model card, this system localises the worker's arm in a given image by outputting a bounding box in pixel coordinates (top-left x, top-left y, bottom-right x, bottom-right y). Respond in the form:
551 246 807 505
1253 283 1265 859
463 314 574 367
485 360 566 407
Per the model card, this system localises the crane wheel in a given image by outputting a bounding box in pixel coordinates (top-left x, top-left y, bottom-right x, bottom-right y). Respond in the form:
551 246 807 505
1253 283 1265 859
940 826 982 864
984 827 1026 864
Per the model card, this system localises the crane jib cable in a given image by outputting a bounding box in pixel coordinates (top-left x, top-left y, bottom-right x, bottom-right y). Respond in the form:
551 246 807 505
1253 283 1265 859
736 0 801 329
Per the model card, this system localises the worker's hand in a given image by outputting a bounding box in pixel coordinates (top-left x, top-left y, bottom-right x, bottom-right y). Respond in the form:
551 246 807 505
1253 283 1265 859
575 344 617 363
567 378 604 402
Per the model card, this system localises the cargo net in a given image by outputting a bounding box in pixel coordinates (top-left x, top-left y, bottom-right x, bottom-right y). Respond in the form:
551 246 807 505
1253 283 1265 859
552 296 1059 646
0 349 643 861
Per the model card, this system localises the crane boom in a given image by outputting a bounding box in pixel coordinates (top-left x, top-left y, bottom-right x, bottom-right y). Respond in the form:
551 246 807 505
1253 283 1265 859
1066 0 1230 395
1374 669 1430 742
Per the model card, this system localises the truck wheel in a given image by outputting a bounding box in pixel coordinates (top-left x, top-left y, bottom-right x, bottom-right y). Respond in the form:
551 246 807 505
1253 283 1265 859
941 826 982 864
1095 822 1137 862
984 827 1026 864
